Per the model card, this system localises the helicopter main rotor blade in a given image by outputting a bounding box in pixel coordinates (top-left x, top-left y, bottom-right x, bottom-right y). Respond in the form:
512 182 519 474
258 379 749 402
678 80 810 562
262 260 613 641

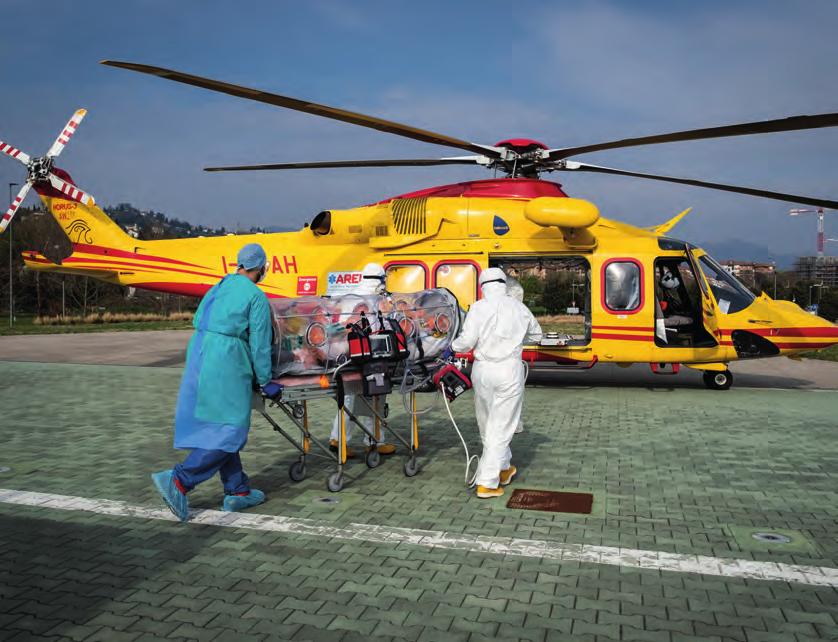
204 157 485 172
1 181 32 233
548 112 838 160
100 60 501 159
47 109 87 159
47 173 95 206
0 140 31 166
557 161 838 209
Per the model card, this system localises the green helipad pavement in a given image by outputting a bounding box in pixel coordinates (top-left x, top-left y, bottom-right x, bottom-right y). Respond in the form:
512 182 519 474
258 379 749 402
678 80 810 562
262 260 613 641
1 360 838 641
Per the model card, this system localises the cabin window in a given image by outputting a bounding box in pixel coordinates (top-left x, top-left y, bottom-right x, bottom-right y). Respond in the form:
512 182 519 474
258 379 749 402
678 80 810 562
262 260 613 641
489 255 591 347
434 262 478 309
603 259 643 313
697 254 755 314
385 262 428 293
653 257 717 348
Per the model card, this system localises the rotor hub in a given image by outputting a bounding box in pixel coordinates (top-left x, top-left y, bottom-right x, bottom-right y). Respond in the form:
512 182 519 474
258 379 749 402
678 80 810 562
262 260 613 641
491 139 551 177
28 156 54 183
495 138 548 154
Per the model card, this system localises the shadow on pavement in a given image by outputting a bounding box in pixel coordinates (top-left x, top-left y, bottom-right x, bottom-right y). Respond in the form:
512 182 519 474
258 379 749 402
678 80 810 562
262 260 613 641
527 365 814 390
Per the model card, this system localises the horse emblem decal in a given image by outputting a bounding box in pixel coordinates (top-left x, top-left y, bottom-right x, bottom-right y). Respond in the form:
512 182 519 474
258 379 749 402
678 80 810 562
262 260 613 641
66 219 93 244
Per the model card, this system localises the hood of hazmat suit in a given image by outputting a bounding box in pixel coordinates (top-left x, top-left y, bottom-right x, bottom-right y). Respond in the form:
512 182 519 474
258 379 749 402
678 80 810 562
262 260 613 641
359 262 387 295
451 270 543 362
174 274 273 452
506 276 525 302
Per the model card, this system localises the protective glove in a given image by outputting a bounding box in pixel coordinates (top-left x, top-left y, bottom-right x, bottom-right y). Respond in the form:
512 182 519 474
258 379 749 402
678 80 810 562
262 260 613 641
262 382 283 399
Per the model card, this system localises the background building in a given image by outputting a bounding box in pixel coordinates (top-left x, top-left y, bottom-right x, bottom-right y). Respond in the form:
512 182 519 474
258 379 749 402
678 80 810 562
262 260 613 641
795 256 838 287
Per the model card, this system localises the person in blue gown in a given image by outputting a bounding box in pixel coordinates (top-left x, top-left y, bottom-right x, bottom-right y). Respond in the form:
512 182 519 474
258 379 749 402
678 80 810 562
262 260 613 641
151 243 277 521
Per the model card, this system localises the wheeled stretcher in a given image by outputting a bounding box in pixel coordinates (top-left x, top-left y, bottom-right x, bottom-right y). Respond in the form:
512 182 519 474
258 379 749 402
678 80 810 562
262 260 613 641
257 288 464 491
257 369 423 492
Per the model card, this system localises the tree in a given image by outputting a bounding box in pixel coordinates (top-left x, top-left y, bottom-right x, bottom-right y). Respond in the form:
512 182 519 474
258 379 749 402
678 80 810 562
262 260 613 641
519 275 544 310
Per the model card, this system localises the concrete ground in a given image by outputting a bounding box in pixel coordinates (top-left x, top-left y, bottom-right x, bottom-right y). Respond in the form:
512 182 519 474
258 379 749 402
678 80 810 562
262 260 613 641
2 329 837 389
1 331 838 640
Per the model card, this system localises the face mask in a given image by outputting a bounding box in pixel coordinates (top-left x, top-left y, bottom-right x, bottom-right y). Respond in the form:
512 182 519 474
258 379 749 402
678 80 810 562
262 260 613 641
363 275 386 292
257 263 268 283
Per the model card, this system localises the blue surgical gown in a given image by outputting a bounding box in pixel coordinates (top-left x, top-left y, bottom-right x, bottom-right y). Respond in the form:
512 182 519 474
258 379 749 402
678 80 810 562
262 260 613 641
174 274 273 452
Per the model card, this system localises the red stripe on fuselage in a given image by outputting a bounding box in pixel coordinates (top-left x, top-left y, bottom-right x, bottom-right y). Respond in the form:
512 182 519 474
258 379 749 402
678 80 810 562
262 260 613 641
720 326 838 338
592 325 653 332
591 332 654 342
31 252 285 293
136 281 287 298
72 243 210 269
722 338 836 349
63 256 222 280
773 341 837 349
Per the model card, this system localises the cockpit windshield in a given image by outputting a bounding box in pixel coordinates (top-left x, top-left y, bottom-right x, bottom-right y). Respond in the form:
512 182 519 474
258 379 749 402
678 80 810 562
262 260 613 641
697 254 755 314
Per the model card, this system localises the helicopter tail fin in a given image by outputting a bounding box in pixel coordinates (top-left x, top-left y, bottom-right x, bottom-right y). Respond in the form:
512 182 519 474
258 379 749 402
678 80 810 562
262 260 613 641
35 167 132 250
649 207 692 235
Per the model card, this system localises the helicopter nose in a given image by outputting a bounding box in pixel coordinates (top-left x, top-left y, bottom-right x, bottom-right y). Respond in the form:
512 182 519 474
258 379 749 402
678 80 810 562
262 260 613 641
766 301 838 352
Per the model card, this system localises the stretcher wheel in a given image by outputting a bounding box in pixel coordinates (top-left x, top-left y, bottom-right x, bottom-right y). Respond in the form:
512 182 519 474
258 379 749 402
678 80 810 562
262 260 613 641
404 458 420 477
327 472 344 492
366 449 381 469
289 461 306 482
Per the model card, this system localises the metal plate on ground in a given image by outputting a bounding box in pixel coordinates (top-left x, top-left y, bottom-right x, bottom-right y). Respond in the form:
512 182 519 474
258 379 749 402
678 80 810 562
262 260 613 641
752 532 791 544
726 525 820 554
506 489 594 514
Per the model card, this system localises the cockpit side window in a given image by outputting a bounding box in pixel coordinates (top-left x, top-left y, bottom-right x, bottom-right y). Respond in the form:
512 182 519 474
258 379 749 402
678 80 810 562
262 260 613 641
698 255 755 314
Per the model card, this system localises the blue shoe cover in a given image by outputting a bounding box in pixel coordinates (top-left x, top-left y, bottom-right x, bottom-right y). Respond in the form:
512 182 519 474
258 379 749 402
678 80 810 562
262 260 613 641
223 488 266 512
151 470 189 522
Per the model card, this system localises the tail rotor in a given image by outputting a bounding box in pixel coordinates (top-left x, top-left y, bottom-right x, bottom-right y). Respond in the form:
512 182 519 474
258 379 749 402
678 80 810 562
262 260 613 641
0 108 95 233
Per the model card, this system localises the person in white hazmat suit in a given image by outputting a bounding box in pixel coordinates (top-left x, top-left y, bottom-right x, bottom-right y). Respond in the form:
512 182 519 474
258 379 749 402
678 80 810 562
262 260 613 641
451 268 543 498
505 277 527 435
329 263 397 457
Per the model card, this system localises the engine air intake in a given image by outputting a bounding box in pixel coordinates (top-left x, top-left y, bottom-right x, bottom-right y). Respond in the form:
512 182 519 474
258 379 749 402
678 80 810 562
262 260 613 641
391 198 427 235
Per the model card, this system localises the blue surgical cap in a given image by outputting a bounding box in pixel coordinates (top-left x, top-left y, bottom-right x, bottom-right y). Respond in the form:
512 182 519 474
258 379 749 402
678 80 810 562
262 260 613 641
237 243 267 270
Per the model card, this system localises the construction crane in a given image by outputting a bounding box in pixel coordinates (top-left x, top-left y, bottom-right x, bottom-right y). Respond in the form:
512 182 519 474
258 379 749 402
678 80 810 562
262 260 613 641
789 207 834 257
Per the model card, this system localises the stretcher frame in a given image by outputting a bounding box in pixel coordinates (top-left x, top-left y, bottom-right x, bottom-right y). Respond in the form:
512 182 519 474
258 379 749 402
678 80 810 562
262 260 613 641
257 369 422 492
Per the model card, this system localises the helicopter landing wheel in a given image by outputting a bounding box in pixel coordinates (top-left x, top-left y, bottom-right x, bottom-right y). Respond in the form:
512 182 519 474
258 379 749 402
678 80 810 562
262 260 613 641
703 370 733 391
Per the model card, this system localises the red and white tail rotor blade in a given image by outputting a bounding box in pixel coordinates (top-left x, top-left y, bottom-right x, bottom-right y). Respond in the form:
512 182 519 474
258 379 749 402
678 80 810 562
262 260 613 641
0 140 31 166
0 182 32 233
48 173 95 206
46 108 87 159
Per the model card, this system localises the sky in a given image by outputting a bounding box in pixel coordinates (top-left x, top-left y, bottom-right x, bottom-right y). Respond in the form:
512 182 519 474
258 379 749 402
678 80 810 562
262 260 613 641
1 0 837 258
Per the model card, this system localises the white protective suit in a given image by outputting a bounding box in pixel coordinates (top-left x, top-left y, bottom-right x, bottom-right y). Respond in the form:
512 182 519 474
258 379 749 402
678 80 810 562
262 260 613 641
505 277 527 434
451 268 543 488
329 263 390 447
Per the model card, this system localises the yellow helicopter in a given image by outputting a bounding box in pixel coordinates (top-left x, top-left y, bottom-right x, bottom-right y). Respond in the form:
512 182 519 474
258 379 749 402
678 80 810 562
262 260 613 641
3 60 838 390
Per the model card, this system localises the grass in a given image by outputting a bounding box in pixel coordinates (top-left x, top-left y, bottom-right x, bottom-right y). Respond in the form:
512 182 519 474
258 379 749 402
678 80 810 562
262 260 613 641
800 344 838 362
1 312 835 364
0 313 193 336
35 311 193 325
536 314 585 335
